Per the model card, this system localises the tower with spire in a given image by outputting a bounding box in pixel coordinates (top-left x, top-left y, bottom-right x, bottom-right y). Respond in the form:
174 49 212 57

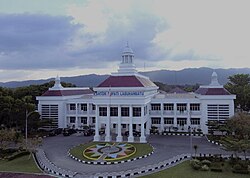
50 75 63 90
117 43 137 75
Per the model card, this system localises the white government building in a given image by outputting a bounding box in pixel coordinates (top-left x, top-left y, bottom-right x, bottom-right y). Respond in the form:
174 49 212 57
36 45 236 143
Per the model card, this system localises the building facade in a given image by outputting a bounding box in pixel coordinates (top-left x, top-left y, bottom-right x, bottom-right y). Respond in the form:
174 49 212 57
36 45 236 143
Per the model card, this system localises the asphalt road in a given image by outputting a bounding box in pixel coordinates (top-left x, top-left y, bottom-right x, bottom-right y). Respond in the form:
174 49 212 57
41 133 237 177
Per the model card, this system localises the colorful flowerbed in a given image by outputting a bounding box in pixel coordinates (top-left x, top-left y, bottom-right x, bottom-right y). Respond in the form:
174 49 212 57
83 143 136 161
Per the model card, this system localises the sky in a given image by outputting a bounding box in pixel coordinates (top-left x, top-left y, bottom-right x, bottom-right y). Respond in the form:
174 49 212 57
0 0 249 82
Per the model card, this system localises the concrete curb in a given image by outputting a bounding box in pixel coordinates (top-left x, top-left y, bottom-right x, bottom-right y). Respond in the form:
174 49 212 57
93 154 191 178
68 144 155 165
151 132 205 137
205 135 223 146
35 149 77 178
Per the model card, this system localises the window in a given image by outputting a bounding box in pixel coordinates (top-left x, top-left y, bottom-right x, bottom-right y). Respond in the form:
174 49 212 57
122 124 126 128
92 104 96 110
151 104 161 110
99 107 107 116
121 107 129 117
191 118 200 125
41 105 58 119
92 117 95 123
207 104 229 121
41 105 58 128
164 118 174 124
80 104 87 111
190 104 200 111
177 103 187 112
80 117 87 124
164 104 174 111
133 107 141 117
113 124 116 128
70 117 75 123
110 107 118 117
69 104 76 110
151 118 161 124
177 118 187 125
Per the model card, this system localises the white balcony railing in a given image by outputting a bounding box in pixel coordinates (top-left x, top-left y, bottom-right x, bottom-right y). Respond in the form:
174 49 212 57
149 110 161 115
163 110 174 115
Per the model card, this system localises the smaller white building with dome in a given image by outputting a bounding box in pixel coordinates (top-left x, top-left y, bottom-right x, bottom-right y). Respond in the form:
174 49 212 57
36 44 236 143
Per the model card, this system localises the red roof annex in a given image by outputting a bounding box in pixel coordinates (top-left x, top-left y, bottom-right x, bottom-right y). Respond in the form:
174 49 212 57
42 89 93 96
97 76 156 87
195 88 231 95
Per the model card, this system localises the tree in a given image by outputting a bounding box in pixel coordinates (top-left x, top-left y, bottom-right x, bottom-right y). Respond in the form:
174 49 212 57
225 74 250 111
220 113 250 159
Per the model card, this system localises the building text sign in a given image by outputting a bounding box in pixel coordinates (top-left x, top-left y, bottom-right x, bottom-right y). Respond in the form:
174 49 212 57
95 91 144 96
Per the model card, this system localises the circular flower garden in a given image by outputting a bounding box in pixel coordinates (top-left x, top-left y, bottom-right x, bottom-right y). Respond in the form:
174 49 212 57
83 143 136 161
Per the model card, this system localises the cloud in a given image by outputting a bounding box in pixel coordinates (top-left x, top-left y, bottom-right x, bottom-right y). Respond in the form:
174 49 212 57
66 1 169 66
0 13 84 69
1 0 250 83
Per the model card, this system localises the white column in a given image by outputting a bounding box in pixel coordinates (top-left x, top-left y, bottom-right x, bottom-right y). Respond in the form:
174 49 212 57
160 103 164 132
75 103 78 129
64 104 67 128
116 105 122 142
105 105 111 142
140 105 146 143
94 105 100 141
174 103 177 127
87 103 90 126
187 103 191 128
145 105 151 135
128 105 134 142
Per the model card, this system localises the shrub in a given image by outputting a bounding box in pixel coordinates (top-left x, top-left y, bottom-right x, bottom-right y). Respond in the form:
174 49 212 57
190 159 202 170
201 164 209 171
0 148 18 159
7 151 30 161
232 163 249 174
201 159 212 167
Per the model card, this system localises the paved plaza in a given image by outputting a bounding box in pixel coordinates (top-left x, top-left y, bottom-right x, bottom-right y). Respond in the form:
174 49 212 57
39 133 239 177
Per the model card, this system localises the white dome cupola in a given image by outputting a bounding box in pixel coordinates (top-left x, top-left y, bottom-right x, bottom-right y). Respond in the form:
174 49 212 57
210 71 220 86
50 75 63 90
122 42 134 64
117 43 137 75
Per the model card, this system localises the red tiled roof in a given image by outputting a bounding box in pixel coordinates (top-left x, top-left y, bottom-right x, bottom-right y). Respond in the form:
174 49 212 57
97 75 156 87
42 89 93 96
195 87 231 95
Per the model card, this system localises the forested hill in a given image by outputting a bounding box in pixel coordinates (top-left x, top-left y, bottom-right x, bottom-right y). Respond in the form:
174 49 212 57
1 67 250 88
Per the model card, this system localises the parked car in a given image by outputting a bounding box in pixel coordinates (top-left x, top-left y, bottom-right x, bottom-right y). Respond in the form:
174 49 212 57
48 128 63 136
63 128 76 136
83 128 95 136
150 126 159 134
124 130 141 137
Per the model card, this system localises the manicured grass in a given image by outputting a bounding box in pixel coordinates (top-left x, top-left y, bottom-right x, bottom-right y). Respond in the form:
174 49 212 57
142 160 249 178
0 154 41 173
69 142 153 162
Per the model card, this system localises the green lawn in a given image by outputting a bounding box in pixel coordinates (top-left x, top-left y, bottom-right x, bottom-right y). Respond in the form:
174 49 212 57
0 154 41 173
142 160 249 178
69 142 153 162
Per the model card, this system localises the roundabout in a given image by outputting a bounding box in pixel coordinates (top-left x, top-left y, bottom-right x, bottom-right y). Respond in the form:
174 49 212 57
83 143 136 161
40 134 231 177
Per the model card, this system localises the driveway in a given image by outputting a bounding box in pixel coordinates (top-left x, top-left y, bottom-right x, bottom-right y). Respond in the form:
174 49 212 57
41 134 241 177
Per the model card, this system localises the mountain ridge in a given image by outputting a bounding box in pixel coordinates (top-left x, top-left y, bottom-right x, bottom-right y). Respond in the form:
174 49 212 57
1 67 250 88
